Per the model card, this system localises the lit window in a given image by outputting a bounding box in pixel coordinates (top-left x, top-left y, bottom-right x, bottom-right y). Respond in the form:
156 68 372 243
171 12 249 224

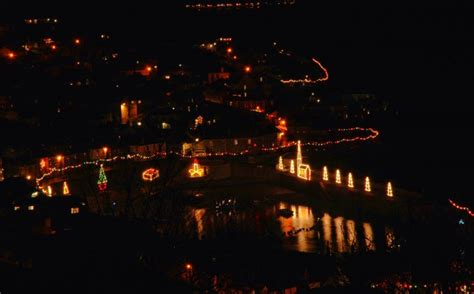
247 139 252 144
28 205 35 211
234 139 238 145
14 206 20 211
71 207 80 214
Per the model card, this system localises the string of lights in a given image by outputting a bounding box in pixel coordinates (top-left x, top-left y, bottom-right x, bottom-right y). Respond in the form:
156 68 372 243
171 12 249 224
35 127 379 184
448 199 474 217
280 57 329 84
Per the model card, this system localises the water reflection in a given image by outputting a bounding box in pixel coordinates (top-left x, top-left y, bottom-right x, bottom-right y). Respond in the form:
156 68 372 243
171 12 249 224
191 201 396 254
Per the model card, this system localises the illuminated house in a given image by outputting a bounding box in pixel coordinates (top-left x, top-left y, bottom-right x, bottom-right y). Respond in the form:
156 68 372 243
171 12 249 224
297 164 311 181
142 168 159 182
120 99 141 125
188 159 205 178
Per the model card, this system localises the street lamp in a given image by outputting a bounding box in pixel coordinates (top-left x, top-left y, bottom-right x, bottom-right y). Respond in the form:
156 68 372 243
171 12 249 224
103 147 108 158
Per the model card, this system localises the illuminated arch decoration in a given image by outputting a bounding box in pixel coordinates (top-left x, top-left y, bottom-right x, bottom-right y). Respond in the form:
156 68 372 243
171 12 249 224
348 172 354 188
297 164 311 181
142 168 159 182
189 159 205 178
63 181 70 195
387 182 393 197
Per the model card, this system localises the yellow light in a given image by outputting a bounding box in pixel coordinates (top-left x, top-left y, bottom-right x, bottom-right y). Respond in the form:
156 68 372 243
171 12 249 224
233 55 237 60
7 52 15 59
290 160 295 174
28 205 35 211
26 175 32 180
142 168 159 181
195 138 199 142
56 155 63 163
387 182 394 197
74 38 80 45
71 207 79 214
47 185 53 197
185 263 192 270
51 44 57 50
335 169 341 184
297 164 311 181
146 66 152 72
164 75 171 80
244 66 251 73
226 47 233 53
365 177 371 192
278 156 284 170
137 122 142 126
188 159 205 178
323 166 329 181
63 181 70 195
14 206 20 211
103 147 108 154
348 172 354 188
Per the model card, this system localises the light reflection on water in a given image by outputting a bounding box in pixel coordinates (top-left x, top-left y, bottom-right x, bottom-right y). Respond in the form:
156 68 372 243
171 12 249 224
191 201 395 254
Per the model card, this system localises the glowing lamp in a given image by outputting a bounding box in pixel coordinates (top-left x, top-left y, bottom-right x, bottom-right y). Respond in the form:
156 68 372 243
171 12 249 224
364 177 371 192
244 66 251 73
142 168 159 182
278 156 284 171
47 185 53 197
387 182 394 197
323 166 329 181
63 181 70 195
335 169 341 184
290 160 295 174
74 38 80 45
348 172 354 188
226 47 233 53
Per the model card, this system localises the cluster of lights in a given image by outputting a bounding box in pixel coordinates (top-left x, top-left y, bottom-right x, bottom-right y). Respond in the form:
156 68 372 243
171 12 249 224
35 128 378 185
448 199 474 217
281 57 329 84
188 159 205 178
185 1 295 10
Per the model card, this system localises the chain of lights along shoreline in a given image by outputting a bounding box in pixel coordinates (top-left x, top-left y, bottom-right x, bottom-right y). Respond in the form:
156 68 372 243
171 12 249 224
280 57 329 84
448 199 474 217
35 127 379 184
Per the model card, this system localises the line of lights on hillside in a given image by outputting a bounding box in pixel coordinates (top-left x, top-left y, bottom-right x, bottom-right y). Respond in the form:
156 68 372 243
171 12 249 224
448 199 474 217
280 57 329 84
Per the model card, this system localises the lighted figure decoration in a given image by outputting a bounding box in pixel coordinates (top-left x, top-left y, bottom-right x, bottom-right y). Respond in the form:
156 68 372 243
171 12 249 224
97 164 108 191
278 156 284 171
188 159 205 178
335 169 341 184
387 182 394 197
63 181 70 195
142 168 159 182
364 177 371 192
348 172 354 188
290 160 295 174
194 116 204 128
297 164 312 181
47 185 53 197
323 166 329 181
296 140 302 168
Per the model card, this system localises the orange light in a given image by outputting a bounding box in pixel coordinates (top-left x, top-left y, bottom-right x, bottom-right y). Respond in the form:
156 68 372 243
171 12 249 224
244 66 251 73
146 66 152 72
26 175 32 180
103 147 108 154
51 44 57 50
280 120 286 126
226 47 233 53
56 155 63 162
233 55 237 60
185 263 192 270
7 52 15 59
74 38 80 45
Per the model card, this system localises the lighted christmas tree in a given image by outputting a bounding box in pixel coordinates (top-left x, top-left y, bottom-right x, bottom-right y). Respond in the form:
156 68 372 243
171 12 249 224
97 164 108 191
290 160 295 174
278 156 284 170
63 181 70 195
335 169 341 184
348 172 354 188
323 166 329 181
296 140 302 168
364 177 371 192
387 182 393 197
